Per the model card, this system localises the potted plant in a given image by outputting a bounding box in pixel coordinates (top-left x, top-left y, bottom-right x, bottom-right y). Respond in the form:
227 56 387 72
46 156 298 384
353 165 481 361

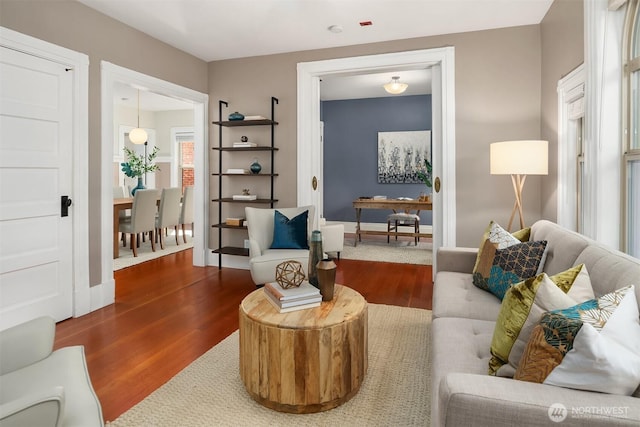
121 146 160 195
416 158 432 202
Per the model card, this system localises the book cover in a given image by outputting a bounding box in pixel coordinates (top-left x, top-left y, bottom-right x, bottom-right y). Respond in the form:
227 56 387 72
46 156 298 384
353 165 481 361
226 168 249 174
263 289 321 308
264 281 320 301
264 293 321 313
232 194 257 200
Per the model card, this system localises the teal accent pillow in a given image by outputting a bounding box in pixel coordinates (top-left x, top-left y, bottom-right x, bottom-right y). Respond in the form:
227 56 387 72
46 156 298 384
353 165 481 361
270 210 309 249
487 240 548 300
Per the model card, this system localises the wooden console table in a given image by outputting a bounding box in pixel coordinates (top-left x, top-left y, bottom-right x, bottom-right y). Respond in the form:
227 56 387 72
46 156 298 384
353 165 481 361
352 198 433 245
239 285 368 413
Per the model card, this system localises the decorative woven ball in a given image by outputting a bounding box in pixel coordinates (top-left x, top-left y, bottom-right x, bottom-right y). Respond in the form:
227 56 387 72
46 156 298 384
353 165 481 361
275 260 305 289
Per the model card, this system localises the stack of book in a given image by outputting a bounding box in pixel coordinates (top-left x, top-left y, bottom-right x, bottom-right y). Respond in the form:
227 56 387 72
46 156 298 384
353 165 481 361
264 281 321 313
233 141 257 148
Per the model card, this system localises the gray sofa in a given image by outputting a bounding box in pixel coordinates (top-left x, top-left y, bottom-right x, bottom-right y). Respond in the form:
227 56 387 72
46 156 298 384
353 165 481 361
0 316 103 427
431 220 640 426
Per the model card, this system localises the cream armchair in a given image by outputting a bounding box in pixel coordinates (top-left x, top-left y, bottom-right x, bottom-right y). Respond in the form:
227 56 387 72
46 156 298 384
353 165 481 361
245 205 316 286
0 316 103 427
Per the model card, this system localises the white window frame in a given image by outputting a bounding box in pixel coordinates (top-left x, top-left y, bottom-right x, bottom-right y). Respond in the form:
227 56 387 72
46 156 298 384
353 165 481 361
622 0 640 255
557 64 585 231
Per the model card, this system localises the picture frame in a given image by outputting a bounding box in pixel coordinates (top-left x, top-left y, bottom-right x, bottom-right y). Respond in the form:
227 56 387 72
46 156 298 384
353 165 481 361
377 130 431 184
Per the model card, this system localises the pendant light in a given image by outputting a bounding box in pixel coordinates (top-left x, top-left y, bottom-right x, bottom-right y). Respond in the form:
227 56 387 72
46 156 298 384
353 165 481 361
383 76 408 95
129 89 148 145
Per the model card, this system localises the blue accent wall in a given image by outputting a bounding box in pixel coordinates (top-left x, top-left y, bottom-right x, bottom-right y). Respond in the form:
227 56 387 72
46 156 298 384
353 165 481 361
322 95 432 224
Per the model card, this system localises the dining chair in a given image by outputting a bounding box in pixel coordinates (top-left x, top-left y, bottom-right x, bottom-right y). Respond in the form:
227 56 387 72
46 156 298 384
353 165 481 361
118 189 157 257
179 186 194 243
155 187 182 249
113 186 130 246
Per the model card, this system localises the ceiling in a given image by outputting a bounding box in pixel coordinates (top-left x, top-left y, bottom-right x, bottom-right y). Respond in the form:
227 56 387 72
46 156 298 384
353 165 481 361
99 0 553 107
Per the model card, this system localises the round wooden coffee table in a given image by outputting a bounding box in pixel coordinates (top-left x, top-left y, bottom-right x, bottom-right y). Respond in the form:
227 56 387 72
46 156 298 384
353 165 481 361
239 284 368 413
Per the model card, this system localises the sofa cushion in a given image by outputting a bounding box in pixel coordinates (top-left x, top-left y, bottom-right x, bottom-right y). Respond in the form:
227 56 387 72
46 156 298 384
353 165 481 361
270 209 309 249
530 220 590 276
515 285 640 396
431 317 495 426
472 221 528 291
433 271 502 321
486 240 548 300
488 265 593 376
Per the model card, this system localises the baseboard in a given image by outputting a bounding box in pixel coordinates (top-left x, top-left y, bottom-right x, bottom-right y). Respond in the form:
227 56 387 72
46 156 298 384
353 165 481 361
325 221 433 235
87 279 115 313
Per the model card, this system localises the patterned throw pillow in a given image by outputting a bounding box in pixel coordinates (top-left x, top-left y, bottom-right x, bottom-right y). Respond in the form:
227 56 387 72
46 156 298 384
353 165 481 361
486 240 548 300
515 285 640 395
472 221 530 291
488 264 594 376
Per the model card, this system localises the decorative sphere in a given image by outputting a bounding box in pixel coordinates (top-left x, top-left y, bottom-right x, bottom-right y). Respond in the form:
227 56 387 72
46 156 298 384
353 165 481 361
275 260 305 289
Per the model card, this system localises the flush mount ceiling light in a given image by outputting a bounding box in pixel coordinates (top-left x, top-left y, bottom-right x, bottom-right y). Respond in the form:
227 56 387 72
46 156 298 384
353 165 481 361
327 24 343 33
129 89 148 145
383 76 408 94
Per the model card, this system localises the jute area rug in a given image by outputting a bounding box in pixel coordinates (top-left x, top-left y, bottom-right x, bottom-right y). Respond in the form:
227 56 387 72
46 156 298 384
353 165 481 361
114 231 193 271
340 235 433 265
107 304 432 427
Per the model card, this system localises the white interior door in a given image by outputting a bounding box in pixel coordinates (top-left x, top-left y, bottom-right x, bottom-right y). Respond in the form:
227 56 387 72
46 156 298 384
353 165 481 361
0 46 74 329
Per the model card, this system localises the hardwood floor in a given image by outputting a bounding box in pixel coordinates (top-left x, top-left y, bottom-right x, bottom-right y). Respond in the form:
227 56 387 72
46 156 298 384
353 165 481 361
53 249 433 422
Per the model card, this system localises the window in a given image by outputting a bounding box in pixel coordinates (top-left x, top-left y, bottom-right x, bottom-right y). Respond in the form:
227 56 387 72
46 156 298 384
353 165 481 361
623 0 640 257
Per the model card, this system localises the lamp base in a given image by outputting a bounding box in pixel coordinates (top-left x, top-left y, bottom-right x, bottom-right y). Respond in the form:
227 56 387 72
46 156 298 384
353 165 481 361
507 174 526 232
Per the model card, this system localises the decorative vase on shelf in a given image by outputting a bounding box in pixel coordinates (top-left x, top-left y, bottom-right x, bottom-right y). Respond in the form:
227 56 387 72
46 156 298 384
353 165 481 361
308 230 323 288
228 111 244 121
250 158 262 174
131 177 145 195
317 258 337 301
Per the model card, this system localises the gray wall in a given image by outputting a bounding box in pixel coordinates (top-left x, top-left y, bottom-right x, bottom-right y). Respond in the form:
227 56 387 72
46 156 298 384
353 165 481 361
209 25 543 247
322 95 432 224
540 0 585 221
0 0 208 286
0 0 585 284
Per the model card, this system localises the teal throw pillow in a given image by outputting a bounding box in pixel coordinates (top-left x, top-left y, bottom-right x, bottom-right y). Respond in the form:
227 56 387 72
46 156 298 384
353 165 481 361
270 210 309 249
487 240 548 300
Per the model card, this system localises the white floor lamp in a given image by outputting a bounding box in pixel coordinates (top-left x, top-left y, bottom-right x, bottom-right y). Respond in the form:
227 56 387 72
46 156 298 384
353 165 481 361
490 140 548 231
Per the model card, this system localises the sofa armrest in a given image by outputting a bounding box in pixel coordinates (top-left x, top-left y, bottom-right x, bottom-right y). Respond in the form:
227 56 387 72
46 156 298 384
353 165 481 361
0 386 64 427
435 247 478 274
0 316 55 374
439 373 640 427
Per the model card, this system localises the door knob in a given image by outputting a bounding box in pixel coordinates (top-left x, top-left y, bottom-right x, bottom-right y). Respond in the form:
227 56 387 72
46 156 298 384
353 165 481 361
434 177 441 193
312 176 318 190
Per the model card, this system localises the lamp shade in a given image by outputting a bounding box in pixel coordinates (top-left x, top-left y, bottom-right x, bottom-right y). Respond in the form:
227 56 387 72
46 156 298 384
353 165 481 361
490 140 548 175
129 127 148 145
383 76 408 94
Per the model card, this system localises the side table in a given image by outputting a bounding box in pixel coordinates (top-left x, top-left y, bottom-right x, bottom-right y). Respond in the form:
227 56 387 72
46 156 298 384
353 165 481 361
239 284 368 413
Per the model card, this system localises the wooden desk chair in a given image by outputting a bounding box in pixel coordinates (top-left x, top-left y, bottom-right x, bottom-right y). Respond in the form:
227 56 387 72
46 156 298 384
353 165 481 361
387 212 420 245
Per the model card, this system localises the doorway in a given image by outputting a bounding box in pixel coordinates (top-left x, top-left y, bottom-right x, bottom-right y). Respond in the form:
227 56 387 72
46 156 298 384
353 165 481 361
100 62 208 303
297 47 456 274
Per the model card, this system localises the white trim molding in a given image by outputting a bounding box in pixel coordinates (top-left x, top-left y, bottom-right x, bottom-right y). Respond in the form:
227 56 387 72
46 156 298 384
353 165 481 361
584 0 625 248
557 64 585 230
100 62 209 310
296 47 456 263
